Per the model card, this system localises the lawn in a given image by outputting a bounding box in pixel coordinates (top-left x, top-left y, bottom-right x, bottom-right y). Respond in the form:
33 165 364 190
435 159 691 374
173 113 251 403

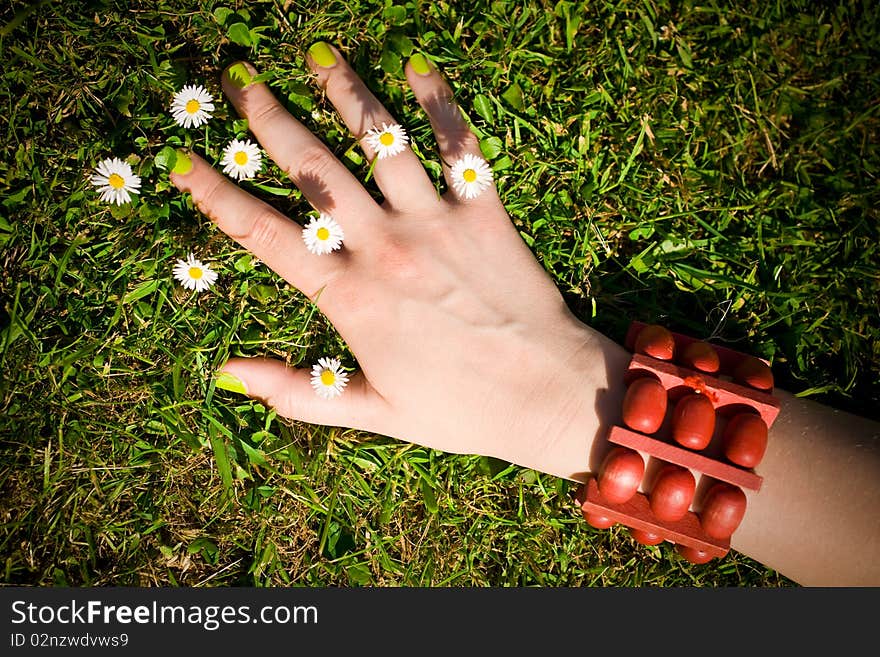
1 0 877 587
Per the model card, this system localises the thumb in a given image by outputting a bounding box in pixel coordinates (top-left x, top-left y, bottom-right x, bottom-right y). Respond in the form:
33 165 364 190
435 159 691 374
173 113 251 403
214 357 388 432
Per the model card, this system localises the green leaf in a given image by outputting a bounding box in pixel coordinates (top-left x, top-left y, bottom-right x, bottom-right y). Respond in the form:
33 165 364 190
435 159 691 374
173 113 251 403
628 224 654 240
248 283 277 303
676 39 693 68
383 5 406 24
213 7 233 25
473 94 494 123
501 83 525 111
419 477 438 514
187 537 219 563
251 183 291 196
387 32 413 57
113 89 133 117
208 424 234 497
123 278 158 304
239 441 268 467
346 563 373 585
227 22 252 47
379 48 401 75
154 146 177 171
480 136 503 160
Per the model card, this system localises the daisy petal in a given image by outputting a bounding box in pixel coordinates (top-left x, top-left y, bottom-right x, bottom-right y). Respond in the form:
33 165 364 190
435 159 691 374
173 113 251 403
90 157 141 205
220 139 263 181
172 253 218 293
302 214 345 255
170 84 215 129
450 153 494 200
310 357 350 399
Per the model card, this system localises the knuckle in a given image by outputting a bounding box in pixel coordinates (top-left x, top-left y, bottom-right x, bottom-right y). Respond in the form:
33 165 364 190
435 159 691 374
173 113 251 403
248 100 285 128
375 235 423 283
289 146 336 186
243 208 281 251
194 177 226 223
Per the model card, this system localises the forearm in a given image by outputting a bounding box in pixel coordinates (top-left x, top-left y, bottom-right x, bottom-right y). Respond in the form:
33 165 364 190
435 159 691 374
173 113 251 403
731 390 880 586
513 323 880 586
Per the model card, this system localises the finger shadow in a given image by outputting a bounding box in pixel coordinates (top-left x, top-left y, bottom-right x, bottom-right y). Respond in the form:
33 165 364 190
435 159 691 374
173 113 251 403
421 91 474 165
342 77 386 141
291 171 336 216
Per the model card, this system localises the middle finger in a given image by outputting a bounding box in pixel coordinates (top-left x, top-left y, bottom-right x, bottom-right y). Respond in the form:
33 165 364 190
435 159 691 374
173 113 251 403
304 42 440 213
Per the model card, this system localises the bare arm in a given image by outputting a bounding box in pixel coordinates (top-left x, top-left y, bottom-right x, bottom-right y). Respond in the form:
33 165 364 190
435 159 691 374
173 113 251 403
731 390 880 586
523 334 880 587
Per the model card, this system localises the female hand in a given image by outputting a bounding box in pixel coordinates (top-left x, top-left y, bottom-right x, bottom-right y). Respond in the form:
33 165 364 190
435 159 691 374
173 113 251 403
170 43 629 481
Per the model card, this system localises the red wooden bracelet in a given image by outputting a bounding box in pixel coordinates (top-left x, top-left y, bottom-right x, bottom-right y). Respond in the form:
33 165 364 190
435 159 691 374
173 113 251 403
575 321 780 564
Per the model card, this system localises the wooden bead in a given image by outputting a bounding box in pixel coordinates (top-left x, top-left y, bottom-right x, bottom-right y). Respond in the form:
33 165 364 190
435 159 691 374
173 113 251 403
671 393 716 451
584 512 616 529
699 483 748 539
634 324 676 361
649 464 696 522
679 341 720 374
676 544 715 564
622 377 668 435
722 413 769 468
598 447 645 504
630 528 664 546
733 356 774 391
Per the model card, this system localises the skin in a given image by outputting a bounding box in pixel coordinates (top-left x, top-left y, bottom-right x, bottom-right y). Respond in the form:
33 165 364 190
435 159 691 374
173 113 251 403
171 45 880 587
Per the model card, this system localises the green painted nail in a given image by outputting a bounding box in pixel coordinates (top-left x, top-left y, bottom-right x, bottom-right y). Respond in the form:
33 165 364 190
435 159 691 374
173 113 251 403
226 62 253 88
215 372 248 395
409 53 432 76
172 150 192 175
308 41 337 68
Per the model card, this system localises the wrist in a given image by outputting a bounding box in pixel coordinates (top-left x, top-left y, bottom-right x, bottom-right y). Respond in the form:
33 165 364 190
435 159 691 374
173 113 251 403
502 320 631 482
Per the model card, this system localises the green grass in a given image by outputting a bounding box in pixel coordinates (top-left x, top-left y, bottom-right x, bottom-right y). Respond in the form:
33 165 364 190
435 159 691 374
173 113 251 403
1 0 877 587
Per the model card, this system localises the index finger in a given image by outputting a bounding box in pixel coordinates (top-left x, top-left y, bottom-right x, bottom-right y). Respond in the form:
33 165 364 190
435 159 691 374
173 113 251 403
222 61 381 234
170 150 347 297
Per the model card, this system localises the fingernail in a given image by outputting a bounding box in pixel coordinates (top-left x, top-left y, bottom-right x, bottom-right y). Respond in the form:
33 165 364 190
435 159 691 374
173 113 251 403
308 41 337 68
172 150 192 175
409 53 432 76
215 371 248 395
225 62 253 88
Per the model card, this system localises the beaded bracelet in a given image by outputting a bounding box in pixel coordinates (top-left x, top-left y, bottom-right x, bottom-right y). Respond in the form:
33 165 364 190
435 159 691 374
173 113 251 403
575 321 780 564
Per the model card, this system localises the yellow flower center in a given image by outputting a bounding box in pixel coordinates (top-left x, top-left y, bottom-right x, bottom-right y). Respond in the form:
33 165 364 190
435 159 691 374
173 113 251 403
320 370 336 386
316 227 330 241
188 266 203 280
234 151 248 165
379 132 395 146
462 168 477 183
108 173 125 189
185 99 201 114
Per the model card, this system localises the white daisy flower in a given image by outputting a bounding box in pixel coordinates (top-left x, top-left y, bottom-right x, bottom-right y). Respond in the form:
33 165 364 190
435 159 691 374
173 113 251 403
172 253 218 293
170 84 215 128
450 153 493 199
302 213 345 255
221 138 262 180
310 357 350 399
364 122 409 159
90 157 141 205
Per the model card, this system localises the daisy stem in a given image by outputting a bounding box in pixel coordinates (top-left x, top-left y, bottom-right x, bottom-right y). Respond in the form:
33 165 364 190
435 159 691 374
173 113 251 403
364 156 377 183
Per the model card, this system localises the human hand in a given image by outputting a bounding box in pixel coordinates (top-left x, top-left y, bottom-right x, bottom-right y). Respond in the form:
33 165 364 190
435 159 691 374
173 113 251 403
170 43 628 480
